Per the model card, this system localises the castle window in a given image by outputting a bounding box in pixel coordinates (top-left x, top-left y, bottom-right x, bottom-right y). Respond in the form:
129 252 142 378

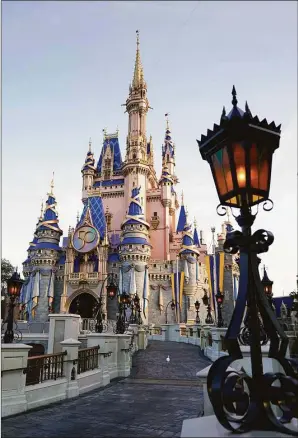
105 211 112 232
113 263 116 267
165 264 168 269
142 245 144 248
154 212 157 217
153 264 157 268
129 245 132 249
187 297 191 310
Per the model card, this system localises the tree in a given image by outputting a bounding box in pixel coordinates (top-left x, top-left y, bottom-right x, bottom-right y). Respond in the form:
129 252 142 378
1 258 15 289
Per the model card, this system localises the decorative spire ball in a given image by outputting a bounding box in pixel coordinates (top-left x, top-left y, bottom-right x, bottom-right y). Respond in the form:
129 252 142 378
89 137 92 153
181 190 184 205
231 85 238 107
165 112 170 130
194 217 197 228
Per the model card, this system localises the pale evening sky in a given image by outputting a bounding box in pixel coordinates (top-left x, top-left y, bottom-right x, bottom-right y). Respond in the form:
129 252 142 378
2 1 297 296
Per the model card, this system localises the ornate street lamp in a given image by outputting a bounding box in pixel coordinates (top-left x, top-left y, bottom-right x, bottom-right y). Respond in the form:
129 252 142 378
165 300 179 324
197 87 297 435
94 273 118 333
3 270 24 343
194 300 200 323
215 292 224 327
202 291 214 324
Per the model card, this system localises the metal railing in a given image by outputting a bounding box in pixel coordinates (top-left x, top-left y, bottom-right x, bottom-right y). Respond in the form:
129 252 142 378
77 346 100 374
25 351 67 386
189 328 194 337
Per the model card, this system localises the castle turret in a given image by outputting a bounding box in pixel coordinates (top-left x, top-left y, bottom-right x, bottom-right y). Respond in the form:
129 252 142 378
122 31 157 215
176 192 186 233
193 218 201 248
179 218 200 322
162 115 176 178
29 176 63 322
119 187 151 323
82 138 96 202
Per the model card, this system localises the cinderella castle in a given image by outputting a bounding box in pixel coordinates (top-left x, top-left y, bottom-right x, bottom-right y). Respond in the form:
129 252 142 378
20 32 239 326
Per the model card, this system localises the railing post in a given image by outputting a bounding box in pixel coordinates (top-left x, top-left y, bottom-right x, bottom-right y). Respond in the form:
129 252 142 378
1 343 32 417
117 334 131 377
60 338 81 399
137 327 147 350
48 314 81 354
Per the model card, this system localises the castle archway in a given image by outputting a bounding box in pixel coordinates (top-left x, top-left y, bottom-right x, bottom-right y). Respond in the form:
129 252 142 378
68 291 98 318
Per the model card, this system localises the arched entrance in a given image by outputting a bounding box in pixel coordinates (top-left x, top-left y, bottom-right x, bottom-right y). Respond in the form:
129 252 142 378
69 292 98 318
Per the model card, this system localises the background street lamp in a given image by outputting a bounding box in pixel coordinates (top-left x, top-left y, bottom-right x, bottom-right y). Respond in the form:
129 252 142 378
116 291 130 334
194 300 200 323
197 87 297 435
202 291 214 325
215 292 224 327
165 300 176 324
3 270 24 343
93 273 118 333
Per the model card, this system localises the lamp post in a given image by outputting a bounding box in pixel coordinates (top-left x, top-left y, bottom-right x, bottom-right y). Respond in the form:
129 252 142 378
197 87 297 435
116 291 130 334
94 273 117 333
165 300 176 324
202 291 214 324
3 270 24 343
194 300 200 324
215 292 224 327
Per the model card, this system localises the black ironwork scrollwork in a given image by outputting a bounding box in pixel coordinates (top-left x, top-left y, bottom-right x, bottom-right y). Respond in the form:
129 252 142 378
207 208 298 436
263 198 274 212
216 204 228 216
1 320 23 343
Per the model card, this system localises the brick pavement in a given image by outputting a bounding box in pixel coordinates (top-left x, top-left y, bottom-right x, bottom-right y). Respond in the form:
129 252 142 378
2 341 210 438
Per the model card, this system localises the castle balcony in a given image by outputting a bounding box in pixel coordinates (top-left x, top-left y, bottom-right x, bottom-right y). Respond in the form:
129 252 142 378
67 272 101 285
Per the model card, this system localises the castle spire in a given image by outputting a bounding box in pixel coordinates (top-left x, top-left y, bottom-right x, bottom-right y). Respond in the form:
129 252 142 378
50 172 54 196
193 217 201 248
132 30 145 89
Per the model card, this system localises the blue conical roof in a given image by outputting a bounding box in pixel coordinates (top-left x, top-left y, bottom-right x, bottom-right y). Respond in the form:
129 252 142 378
193 226 200 247
37 193 62 233
179 223 200 256
97 133 123 173
176 204 186 233
159 165 173 185
77 196 106 240
162 125 175 160
122 187 149 228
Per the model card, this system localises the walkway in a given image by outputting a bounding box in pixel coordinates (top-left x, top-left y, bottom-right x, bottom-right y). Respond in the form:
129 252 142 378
2 341 210 438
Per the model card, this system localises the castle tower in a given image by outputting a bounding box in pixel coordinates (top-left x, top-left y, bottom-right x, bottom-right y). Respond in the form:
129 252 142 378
216 211 239 322
29 176 63 322
162 115 176 177
122 31 158 215
119 187 151 324
82 138 96 202
159 164 174 260
61 193 109 318
179 218 200 322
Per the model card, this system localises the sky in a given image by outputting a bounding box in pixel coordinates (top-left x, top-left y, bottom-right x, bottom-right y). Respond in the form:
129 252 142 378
2 1 297 296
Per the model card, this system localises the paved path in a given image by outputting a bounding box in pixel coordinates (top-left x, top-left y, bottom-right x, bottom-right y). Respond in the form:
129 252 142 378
2 341 210 438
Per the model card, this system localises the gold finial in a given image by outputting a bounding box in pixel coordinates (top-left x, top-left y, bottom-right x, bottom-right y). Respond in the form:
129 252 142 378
40 200 44 220
77 211 80 223
116 126 119 135
194 217 197 228
133 30 143 88
181 190 184 205
50 172 54 195
102 128 107 139
88 137 92 153
165 113 170 130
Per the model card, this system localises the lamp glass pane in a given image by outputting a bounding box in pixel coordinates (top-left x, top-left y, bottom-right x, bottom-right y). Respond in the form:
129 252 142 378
258 150 269 191
211 149 228 196
233 143 246 188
